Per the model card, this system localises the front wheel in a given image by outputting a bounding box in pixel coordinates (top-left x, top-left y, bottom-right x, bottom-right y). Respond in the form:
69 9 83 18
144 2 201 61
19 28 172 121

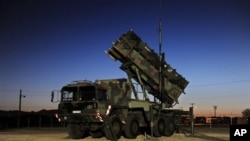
104 116 122 140
89 130 103 138
68 123 85 139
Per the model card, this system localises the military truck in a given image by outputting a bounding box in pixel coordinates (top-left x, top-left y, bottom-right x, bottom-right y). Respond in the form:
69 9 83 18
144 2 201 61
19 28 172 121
51 30 189 140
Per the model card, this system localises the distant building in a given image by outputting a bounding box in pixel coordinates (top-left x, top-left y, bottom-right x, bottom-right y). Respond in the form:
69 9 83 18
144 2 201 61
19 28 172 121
236 117 249 124
195 116 206 124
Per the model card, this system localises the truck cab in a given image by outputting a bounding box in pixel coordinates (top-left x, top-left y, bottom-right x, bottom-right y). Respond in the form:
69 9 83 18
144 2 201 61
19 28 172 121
51 79 130 139
58 81 108 121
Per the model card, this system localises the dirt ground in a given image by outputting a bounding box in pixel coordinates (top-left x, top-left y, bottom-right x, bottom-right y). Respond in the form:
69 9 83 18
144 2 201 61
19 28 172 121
0 126 229 141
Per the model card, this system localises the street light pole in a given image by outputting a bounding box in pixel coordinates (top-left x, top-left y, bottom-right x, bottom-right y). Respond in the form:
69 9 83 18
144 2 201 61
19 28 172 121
213 106 217 117
190 103 195 136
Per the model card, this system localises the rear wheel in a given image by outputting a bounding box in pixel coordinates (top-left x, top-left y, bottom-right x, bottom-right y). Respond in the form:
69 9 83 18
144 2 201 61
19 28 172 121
164 118 175 137
68 123 85 139
153 118 165 137
104 116 122 140
124 116 139 139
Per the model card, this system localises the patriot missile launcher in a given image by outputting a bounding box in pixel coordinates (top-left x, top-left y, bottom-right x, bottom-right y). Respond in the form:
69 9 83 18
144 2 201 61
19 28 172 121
51 30 190 140
106 30 188 107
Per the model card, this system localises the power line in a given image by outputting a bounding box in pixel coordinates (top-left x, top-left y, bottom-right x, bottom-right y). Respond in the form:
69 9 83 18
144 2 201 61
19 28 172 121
189 79 250 87
0 89 51 96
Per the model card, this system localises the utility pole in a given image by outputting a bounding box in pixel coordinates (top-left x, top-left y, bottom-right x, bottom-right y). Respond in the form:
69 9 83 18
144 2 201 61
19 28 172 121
18 89 26 128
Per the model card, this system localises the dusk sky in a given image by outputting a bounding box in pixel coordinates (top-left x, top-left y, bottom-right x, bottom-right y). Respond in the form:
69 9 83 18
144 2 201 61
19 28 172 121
1 0 250 117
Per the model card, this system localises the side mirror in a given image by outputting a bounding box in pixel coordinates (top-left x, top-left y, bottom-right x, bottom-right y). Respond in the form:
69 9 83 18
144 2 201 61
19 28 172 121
51 91 54 102
51 90 60 103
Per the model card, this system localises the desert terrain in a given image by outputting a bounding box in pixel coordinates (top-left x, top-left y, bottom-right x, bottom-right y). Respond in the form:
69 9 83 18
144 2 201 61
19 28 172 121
0 126 229 141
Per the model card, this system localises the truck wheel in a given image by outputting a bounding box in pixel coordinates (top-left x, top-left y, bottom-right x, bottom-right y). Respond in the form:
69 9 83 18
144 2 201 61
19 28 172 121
153 118 165 137
164 118 175 137
89 130 103 138
68 123 85 139
104 116 122 140
124 116 139 139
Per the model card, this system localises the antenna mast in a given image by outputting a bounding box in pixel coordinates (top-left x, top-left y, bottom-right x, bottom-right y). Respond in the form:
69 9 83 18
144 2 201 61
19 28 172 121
158 0 164 106
159 19 162 56
159 0 163 56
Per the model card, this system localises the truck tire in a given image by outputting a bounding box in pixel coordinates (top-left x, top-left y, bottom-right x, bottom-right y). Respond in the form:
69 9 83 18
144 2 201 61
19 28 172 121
89 130 103 138
68 123 85 139
164 118 175 137
153 117 165 137
124 116 139 139
104 116 122 140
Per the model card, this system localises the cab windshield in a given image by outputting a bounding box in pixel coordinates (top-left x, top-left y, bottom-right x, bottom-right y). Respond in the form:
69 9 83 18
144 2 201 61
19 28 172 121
61 87 77 101
61 86 107 101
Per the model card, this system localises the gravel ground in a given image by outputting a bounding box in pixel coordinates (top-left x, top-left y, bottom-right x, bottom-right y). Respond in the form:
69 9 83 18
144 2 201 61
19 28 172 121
0 127 229 141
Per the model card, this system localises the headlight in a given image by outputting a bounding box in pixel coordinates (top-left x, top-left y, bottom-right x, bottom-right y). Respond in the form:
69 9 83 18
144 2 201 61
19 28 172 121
95 111 103 122
64 116 67 120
